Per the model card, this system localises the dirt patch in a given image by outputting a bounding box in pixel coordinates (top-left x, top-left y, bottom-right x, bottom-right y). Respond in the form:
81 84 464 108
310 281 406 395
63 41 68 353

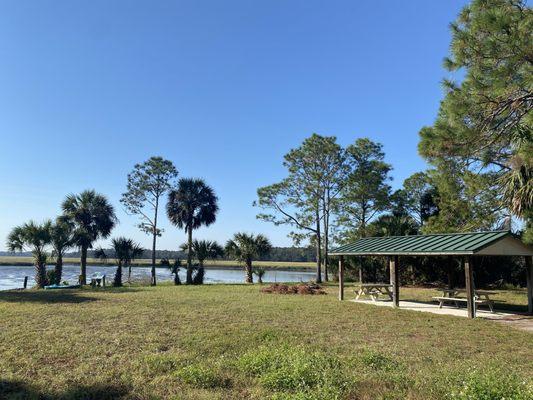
261 283 326 295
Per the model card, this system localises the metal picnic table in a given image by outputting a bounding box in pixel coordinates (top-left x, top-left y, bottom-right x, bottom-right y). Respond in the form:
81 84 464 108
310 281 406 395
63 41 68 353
354 283 393 301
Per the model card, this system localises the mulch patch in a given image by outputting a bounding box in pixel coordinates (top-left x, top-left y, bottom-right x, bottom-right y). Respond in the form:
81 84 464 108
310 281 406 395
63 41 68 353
260 283 326 295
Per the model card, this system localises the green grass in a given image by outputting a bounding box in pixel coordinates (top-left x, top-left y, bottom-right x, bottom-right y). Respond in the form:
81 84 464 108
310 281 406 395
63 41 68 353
0 256 315 269
0 284 531 399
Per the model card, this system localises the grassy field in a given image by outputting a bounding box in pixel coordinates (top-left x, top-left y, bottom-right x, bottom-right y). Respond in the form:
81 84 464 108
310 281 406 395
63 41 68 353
0 284 531 400
0 256 315 269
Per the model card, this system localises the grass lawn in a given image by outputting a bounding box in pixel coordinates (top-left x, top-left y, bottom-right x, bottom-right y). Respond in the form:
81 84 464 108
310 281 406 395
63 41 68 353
0 284 532 400
0 256 315 270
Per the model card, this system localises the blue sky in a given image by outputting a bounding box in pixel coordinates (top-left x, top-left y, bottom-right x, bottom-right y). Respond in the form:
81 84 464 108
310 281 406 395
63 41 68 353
0 0 468 251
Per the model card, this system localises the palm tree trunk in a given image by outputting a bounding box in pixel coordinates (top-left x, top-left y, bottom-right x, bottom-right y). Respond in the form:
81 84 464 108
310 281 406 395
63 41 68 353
246 260 253 283
35 262 47 288
80 245 88 285
114 263 123 287
186 227 193 284
128 264 132 283
54 254 63 285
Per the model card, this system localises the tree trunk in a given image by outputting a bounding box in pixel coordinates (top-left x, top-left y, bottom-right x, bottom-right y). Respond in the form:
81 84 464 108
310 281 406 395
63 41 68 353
447 256 454 289
323 207 329 282
315 238 322 284
128 265 132 283
151 229 157 286
54 254 63 285
114 263 123 287
245 260 253 283
358 257 363 283
151 198 158 286
322 195 330 282
186 227 193 284
80 245 88 285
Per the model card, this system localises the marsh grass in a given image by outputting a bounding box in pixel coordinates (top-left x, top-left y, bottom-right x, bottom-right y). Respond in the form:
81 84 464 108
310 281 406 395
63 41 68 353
0 284 531 399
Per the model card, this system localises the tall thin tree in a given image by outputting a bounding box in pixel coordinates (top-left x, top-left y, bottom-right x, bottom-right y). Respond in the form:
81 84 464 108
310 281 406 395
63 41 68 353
256 134 344 283
121 156 178 286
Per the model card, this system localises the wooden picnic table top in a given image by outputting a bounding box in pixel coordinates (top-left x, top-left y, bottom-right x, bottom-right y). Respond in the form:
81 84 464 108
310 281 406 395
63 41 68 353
440 288 498 295
355 283 392 288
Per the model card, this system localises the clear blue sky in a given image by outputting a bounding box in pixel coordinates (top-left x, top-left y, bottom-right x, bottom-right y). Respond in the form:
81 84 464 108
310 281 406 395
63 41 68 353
0 0 468 251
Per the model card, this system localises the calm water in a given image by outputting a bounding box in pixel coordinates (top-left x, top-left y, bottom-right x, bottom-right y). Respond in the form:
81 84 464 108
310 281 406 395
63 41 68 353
0 264 315 290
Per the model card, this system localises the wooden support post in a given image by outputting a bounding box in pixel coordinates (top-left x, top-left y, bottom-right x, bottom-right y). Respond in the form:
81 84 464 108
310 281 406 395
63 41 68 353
390 255 399 308
526 256 532 315
464 256 475 318
23 276 28 289
338 256 345 301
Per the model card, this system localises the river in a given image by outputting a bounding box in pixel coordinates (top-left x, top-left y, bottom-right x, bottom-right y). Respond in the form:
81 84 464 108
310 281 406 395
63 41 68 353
0 264 316 290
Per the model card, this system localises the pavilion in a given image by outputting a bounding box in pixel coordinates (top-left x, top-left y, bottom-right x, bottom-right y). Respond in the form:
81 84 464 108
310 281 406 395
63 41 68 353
330 230 533 318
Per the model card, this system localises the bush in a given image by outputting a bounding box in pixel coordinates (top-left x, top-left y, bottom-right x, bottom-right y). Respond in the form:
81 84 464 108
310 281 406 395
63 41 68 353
448 367 533 400
192 266 205 285
45 269 56 285
175 364 228 389
236 345 350 398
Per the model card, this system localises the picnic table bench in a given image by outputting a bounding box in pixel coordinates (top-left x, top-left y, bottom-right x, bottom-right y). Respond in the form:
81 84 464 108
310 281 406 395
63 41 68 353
432 289 497 313
354 283 393 301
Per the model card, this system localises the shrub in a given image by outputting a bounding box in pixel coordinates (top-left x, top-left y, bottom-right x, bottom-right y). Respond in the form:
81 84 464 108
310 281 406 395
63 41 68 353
175 364 228 389
448 367 533 400
192 266 205 285
45 269 56 285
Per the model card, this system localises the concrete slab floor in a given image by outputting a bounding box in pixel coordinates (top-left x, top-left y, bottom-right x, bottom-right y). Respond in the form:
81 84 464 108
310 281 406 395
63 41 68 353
348 299 533 332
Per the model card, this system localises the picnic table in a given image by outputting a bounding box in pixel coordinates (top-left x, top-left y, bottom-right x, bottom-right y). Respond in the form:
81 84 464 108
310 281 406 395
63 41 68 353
354 283 393 301
90 273 106 288
433 288 498 312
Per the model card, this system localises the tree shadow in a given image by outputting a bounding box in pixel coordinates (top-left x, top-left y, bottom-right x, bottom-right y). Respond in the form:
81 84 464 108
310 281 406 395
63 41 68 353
0 290 98 304
0 380 131 399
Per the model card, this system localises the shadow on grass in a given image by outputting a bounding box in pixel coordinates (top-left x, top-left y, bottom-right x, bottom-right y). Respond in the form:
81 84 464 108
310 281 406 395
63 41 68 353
0 290 98 304
0 380 130 400
0 285 146 304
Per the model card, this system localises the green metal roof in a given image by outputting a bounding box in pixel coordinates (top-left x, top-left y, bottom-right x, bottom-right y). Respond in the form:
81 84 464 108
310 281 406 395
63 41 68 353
329 231 518 256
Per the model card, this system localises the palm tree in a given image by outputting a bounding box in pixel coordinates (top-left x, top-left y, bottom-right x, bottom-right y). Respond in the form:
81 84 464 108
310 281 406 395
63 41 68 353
61 190 117 285
225 233 272 283
180 239 224 284
96 237 144 286
167 178 219 284
7 220 52 288
49 220 74 284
